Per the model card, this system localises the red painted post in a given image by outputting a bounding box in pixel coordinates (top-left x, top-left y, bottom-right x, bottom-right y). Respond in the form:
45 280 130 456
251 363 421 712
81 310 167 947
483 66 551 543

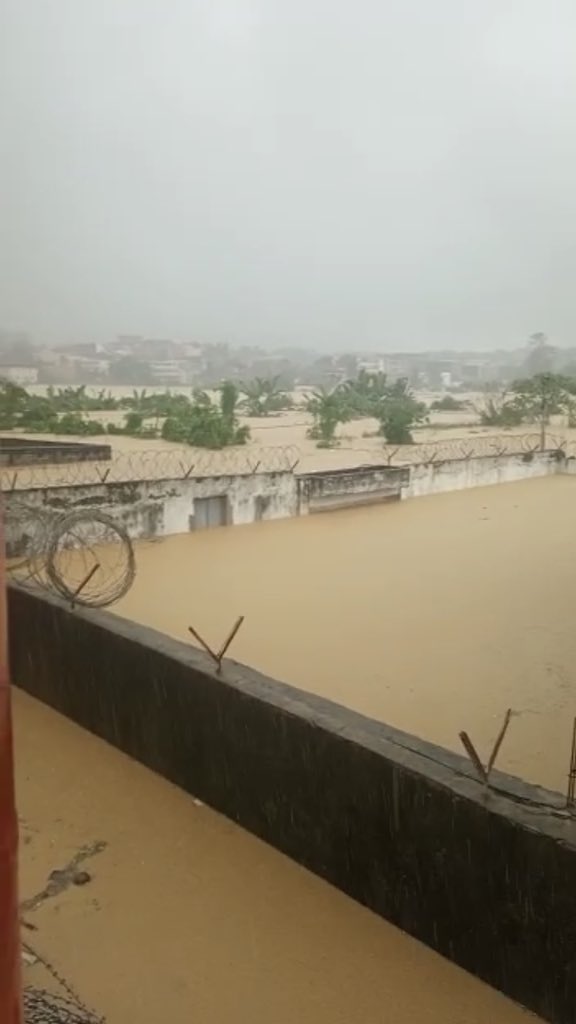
0 511 22 1022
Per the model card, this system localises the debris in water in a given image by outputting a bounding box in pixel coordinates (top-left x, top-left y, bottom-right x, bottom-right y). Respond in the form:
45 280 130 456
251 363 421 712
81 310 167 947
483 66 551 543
72 871 92 887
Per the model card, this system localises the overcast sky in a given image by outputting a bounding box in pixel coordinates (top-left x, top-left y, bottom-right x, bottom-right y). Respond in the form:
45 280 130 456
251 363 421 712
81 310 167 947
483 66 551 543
1 1 576 351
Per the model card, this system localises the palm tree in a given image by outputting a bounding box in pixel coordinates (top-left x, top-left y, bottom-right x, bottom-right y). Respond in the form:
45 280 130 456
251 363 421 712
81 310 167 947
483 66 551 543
340 370 389 416
241 376 290 416
306 386 351 447
54 384 87 411
373 378 427 444
162 382 250 448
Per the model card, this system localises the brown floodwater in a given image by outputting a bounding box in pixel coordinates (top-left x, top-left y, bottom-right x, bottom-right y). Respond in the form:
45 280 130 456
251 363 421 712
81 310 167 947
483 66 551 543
12 399 574 1021
114 475 576 793
23 475 573 1022
15 690 537 1023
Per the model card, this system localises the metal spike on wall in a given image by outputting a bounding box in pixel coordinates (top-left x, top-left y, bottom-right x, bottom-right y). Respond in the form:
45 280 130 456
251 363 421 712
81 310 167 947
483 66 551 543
459 708 513 787
188 616 245 674
566 717 576 811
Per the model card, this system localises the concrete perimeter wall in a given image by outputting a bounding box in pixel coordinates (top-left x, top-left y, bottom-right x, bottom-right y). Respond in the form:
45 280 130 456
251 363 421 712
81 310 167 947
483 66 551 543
3 451 566 541
0 438 111 466
559 457 576 477
298 464 408 513
7 471 298 539
9 582 576 1024
403 450 561 499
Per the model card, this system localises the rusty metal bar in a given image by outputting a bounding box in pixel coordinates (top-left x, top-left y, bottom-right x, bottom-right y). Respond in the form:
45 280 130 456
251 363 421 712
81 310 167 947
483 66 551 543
215 615 245 667
187 625 219 664
459 730 488 783
487 708 512 776
567 717 576 809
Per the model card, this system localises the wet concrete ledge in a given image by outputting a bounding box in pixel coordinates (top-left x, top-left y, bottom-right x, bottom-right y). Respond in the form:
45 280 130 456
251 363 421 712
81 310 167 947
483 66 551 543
9 582 576 1024
0 437 112 466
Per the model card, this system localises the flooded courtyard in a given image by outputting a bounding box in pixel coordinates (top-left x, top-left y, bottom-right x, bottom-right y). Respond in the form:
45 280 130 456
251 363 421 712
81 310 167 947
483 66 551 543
16 472 573 1022
15 690 537 1024
113 474 576 792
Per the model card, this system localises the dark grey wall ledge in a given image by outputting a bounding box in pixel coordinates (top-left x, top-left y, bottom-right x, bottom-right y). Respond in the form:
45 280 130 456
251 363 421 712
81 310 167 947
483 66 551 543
9 583 576 1023
0 438 112 465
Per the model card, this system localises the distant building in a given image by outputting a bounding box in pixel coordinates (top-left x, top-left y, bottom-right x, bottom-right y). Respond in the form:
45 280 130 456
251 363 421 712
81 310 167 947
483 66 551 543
149 360 189 385
68 356 111 377
357 356 410 379
358 358 386 374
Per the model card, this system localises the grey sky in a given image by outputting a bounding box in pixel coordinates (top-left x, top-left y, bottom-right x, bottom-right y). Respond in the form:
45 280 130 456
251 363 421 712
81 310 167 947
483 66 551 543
1 1 576 351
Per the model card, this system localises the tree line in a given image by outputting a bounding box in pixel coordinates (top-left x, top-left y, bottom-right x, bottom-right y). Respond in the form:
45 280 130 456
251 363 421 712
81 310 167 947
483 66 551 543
306 371 428 446
0 381 253 449
0 377 296 449
0 371 573 451
308 371 576 449
477 373 576 449
0 374 429 449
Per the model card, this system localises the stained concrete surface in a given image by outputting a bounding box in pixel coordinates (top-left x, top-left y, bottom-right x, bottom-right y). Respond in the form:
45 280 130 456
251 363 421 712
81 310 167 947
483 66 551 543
14 690 538 1024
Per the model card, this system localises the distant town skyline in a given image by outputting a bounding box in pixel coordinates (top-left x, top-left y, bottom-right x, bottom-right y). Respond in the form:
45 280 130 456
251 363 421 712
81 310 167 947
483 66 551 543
0 327 563 357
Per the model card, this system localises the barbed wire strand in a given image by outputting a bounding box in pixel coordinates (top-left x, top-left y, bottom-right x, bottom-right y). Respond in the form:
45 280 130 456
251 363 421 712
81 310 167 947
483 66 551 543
6 507 135 608
0 434 571 491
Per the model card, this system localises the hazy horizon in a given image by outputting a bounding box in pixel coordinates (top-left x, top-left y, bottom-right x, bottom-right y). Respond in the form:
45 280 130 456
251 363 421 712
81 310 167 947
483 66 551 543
2 1 576 352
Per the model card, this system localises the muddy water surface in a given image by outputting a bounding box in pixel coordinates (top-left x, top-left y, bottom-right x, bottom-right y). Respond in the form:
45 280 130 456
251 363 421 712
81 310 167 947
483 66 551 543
23 476 570 1021
114 475 576 792
15 690 537 1024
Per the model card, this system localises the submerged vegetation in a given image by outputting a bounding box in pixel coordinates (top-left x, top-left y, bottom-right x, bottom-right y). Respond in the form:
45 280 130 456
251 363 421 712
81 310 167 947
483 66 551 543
0 380 251 449
306 373 427 447
1 370 575 454
162 383 250 448
478 374 576 447
241 376 293 417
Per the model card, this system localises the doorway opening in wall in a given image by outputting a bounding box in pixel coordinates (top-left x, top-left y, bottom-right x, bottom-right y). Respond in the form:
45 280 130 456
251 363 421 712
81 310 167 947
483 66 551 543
254 495 271 521
190 495 229 530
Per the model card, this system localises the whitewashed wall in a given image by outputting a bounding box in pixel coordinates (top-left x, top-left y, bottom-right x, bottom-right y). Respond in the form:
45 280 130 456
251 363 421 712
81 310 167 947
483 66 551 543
5 451 567 544
10 471 298 540
559 458 576 477
298 465 407 513
402 451 561 500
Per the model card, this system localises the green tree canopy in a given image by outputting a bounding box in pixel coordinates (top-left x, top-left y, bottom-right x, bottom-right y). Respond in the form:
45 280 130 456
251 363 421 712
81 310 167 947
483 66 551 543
509 372 574 448
241 376 292 417
341 370 390 417
306 386 351 447
374 380 427 444
162 383 249 449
